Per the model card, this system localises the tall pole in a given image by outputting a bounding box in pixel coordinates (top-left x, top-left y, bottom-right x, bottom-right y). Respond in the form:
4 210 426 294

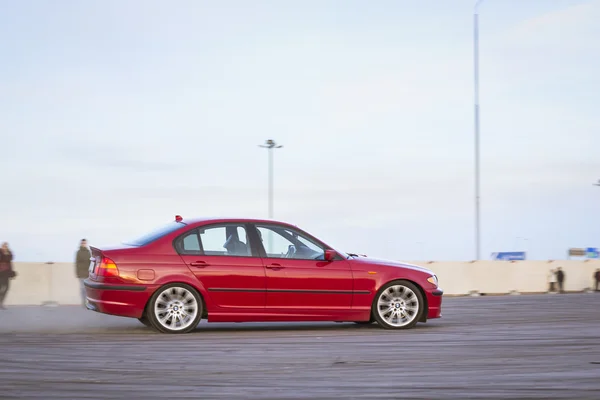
259 139 282 255
259 139 283 219
268 146 274 218
474 0 485 260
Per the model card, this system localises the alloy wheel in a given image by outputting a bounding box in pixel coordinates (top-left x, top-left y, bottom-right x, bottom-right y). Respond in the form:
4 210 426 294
373 280 423 329
148 284 202 334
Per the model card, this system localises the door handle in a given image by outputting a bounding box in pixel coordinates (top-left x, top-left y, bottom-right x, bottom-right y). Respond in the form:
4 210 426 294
190 261 208 267
266 263 284 270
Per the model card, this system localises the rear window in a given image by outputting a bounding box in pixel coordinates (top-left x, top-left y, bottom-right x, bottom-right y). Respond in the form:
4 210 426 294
124 222 185 246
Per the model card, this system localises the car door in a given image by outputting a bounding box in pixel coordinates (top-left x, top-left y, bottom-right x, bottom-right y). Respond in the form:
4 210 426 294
176 223 266 310
252 223 353 312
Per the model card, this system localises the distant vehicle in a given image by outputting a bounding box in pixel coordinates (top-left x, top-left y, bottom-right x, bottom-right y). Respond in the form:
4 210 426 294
84 216 443 334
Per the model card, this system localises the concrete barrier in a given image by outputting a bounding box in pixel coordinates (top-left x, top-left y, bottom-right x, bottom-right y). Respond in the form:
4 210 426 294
3 260 600 306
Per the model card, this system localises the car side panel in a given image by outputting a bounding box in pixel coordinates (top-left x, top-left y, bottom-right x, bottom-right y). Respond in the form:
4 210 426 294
349 266 385 312
263 258 354 311
93 251 220 313
179 255 266 310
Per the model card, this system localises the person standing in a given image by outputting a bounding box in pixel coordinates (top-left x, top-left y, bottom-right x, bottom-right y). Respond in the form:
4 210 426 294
0 242 15 309
594 269 600 292
556 267 565 293
74 239 91 306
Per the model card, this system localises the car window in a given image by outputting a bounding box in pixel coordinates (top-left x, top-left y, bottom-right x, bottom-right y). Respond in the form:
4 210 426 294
256 225 325 260
295 234 325 255
257 228 292 257
173 230 202 255
182 231 201 253
199 225 252 257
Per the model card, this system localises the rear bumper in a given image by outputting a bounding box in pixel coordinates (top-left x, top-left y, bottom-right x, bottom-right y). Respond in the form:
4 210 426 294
426 288 443 319
84 279 153 319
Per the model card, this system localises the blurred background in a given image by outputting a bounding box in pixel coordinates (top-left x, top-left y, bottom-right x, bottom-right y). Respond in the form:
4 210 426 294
0 0 598 262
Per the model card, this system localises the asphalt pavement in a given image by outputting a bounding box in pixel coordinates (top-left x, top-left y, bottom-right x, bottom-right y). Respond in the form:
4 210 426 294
1 293 599 399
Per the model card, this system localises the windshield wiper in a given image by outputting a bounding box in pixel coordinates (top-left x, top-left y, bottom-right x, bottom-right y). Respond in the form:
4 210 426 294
347 252 366 258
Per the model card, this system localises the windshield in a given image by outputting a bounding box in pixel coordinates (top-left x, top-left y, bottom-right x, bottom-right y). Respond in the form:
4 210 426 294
123 221 185 246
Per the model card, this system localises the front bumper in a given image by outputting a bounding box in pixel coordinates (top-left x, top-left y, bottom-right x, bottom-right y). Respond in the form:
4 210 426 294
426 288 443 319
84 279 153 319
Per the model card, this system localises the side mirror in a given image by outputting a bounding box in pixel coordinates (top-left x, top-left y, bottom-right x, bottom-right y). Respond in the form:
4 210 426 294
324 249 337 261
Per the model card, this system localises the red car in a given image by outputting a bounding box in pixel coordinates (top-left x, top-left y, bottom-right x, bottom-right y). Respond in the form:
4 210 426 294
84 216 443 334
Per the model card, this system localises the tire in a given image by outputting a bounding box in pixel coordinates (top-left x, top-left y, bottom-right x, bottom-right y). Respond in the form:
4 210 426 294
138 316 152 328
146 283 203 334
372 280 424 330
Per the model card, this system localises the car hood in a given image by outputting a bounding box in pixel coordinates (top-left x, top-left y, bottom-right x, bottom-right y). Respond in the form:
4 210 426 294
350 255 434 275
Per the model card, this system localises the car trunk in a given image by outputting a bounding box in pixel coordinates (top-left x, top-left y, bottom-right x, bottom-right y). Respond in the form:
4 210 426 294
87 244 138 281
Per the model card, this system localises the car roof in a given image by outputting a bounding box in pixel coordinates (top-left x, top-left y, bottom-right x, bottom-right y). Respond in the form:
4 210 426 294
179 216 299 228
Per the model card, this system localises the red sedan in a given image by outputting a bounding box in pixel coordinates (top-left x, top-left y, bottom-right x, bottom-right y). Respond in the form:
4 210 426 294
84 216 443 333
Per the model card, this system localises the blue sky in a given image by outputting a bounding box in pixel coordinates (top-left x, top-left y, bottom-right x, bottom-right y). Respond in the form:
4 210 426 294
0 0 598 262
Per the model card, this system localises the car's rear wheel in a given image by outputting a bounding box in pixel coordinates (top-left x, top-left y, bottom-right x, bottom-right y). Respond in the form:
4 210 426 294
147 283 203 334
372 280 424 330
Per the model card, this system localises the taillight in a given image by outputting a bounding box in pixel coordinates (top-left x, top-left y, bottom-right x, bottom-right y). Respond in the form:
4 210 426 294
97 257 119 277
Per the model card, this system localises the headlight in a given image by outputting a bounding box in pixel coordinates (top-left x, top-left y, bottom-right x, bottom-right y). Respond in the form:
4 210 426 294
427 275 438 287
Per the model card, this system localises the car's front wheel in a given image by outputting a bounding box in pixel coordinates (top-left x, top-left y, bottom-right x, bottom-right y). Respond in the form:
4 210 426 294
146 283 203 334
372 280 424 329
138 316 152 328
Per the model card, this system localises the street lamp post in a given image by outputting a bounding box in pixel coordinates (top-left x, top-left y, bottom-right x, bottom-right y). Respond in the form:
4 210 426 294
259 139 283 219
259 139 283 255
473 0 486 260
